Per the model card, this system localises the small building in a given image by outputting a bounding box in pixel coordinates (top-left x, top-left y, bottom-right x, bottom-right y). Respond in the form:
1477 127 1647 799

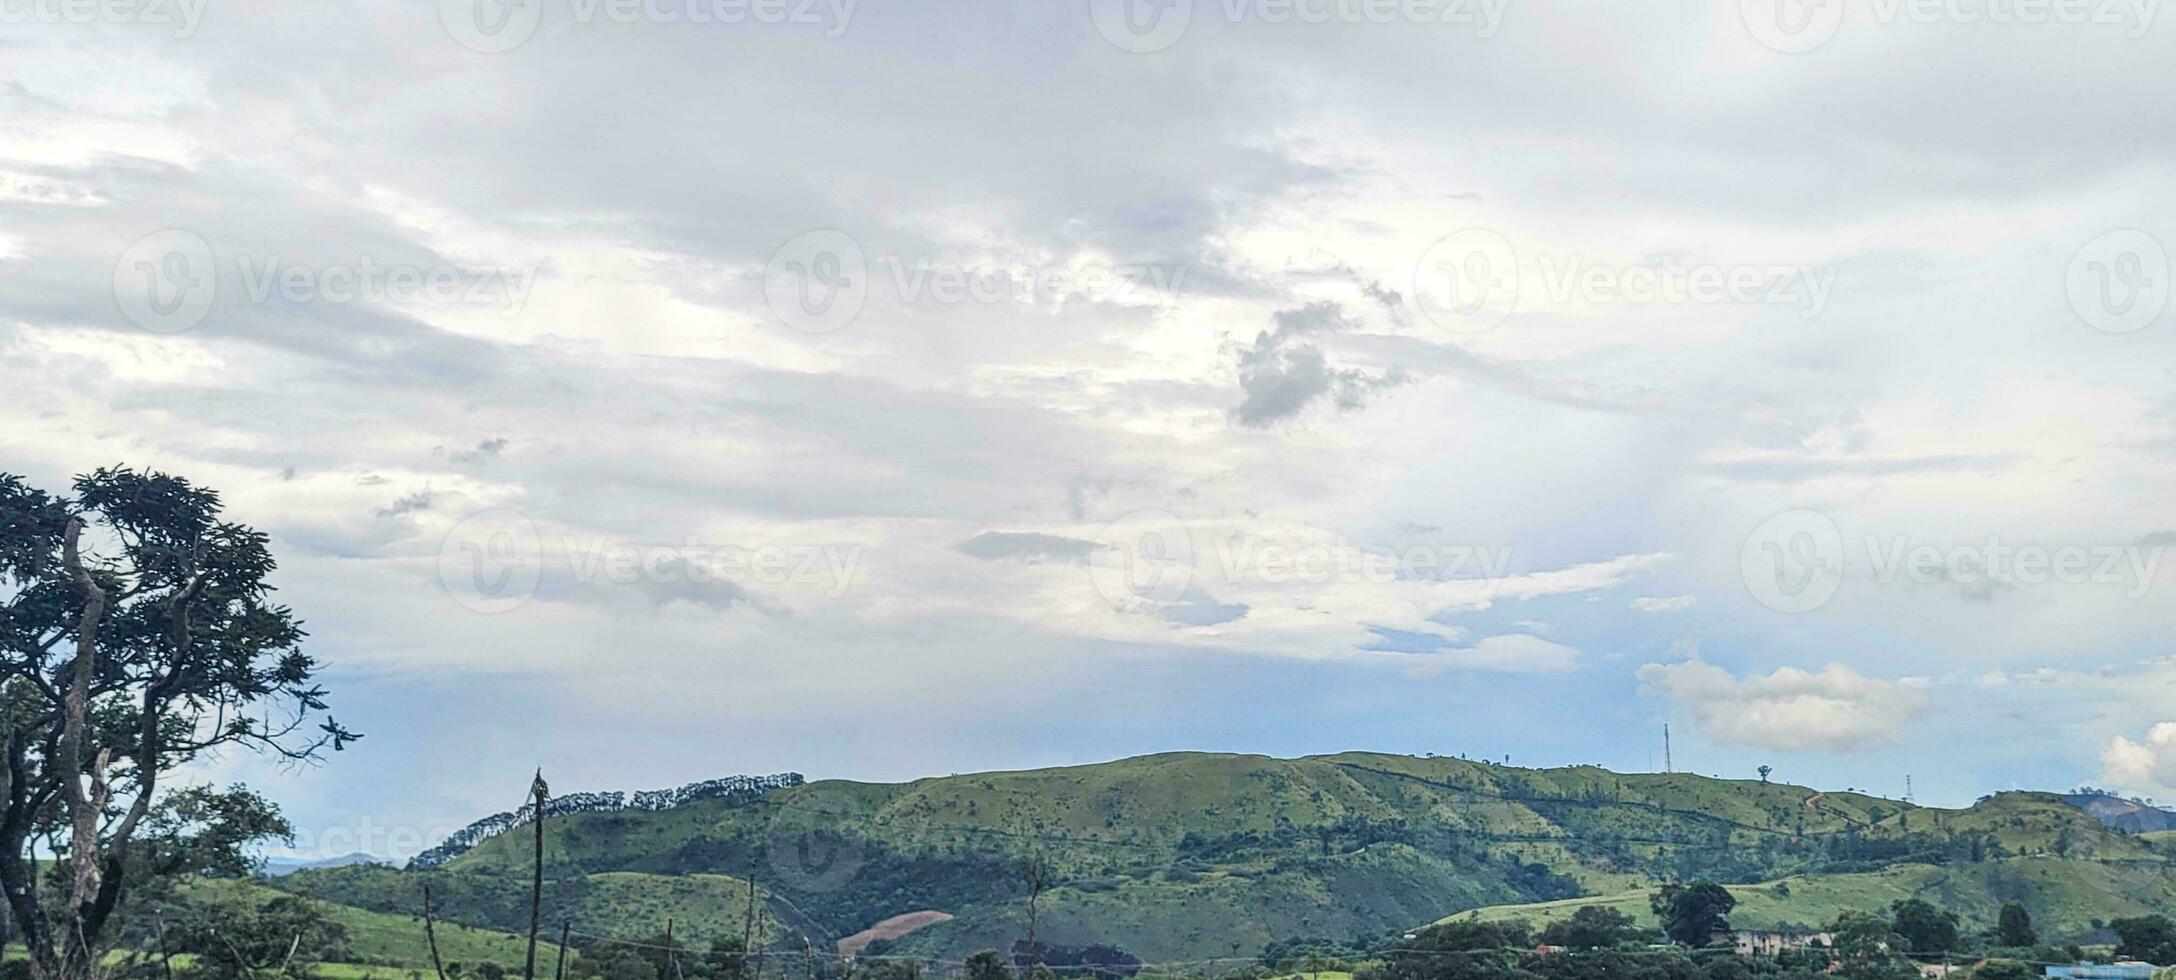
1725 930 1834 957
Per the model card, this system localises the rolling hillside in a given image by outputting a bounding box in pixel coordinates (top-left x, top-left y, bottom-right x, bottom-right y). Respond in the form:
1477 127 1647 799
184 877 565 973
277 753 2176 963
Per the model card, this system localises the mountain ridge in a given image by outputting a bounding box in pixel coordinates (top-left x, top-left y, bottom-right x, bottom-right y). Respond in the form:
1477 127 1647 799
276 751 2176 963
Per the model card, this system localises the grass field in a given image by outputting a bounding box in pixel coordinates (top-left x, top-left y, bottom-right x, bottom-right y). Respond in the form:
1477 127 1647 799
1454 854 2176 940
184 878 568 974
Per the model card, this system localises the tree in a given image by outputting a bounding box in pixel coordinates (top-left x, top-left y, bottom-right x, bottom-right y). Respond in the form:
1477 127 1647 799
964 951 1013 980
1652 883 1735 947
1890 899 1959 955
165 889 349 979
0 468 357 980
1758 766 1773 785
704 938 749 980
2110 915 2176 965
1538 906 1641 949
1995 903 2036 948
1830 911 1913 980
1974 962 2035 980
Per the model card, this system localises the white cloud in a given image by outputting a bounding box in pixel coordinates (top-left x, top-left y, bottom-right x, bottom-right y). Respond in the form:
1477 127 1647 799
1632 595 1696 613
1637 659 1929 752
1400 634 1582 676
2102 723 2176 798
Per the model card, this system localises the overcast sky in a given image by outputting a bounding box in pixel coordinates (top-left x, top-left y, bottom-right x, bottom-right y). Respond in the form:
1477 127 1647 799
4 0 2176 860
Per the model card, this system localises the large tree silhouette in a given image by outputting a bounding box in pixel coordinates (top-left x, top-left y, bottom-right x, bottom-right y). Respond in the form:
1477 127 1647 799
0 467 356 980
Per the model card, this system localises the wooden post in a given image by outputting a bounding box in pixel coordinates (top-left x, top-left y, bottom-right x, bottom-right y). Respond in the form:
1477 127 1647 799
751 893 768 980
526 771 550 980
666 918 685 980
153 911 176 980
554 922 571 980
423 885 449 980
743 876 758 977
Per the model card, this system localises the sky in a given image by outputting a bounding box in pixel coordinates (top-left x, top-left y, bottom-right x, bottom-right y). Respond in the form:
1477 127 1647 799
3 0 2176 862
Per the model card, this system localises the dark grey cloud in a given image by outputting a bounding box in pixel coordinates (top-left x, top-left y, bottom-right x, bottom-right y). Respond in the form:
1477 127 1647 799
373 490 434 518
447 438 510 465
1231 302 1407 427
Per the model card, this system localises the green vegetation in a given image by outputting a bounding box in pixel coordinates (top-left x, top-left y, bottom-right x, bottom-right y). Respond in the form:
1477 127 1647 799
181 878 565 973
270 754 2176 963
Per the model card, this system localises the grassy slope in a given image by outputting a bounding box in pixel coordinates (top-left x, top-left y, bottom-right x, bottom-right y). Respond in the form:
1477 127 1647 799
185 878 562 973
280 865 785 950
1456 796 2176 940
281 754 2173 962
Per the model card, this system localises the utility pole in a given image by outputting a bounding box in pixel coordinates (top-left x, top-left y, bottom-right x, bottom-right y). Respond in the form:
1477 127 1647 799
423 884 450 980
1664 724 1673 774
1906 775 1914 803
526 770 550 980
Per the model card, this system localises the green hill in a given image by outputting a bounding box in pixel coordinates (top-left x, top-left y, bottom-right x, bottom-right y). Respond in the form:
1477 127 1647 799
1456 852 2176 939
181 877 565 975
275 753 2175 963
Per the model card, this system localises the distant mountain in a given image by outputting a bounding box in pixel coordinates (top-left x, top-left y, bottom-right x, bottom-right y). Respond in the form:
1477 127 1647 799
2061 791 2176 832
273 752 2176 962
259 851 384 877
